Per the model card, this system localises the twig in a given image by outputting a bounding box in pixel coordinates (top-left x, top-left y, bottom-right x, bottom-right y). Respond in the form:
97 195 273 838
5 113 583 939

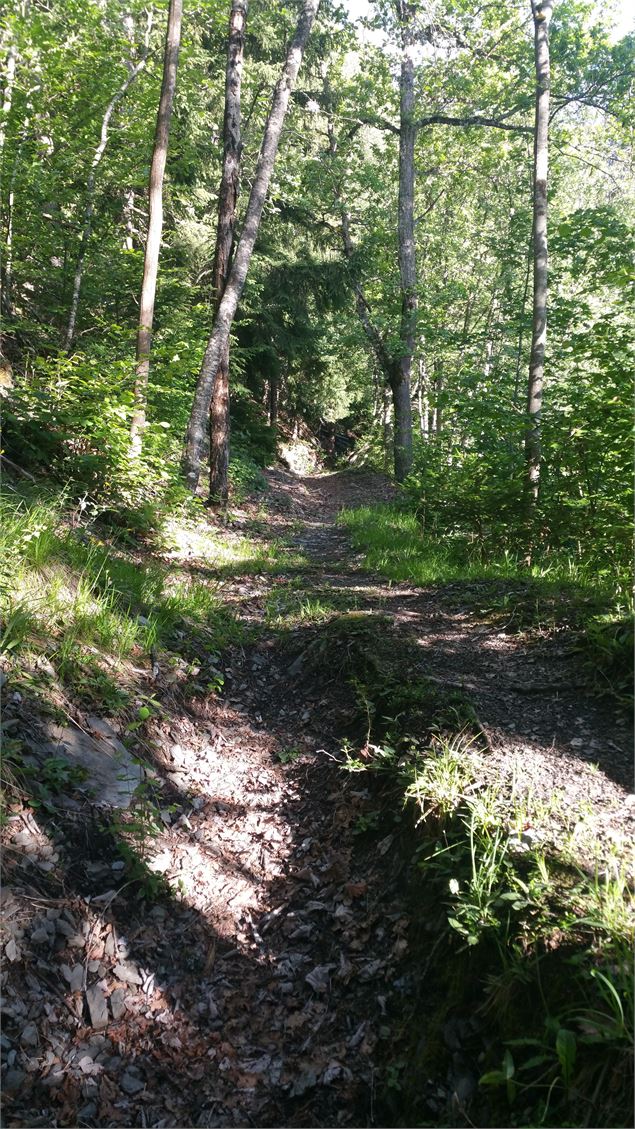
0 454 36 481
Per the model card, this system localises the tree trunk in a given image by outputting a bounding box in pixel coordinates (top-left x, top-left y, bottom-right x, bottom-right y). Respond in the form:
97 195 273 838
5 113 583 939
393 0 416 482
525 0 553 506
268 373 279 427
433 357 443 434
208 0 248 505
183 0 320 492
129 0 182 456
122 188 136 250
0 36 17 161
65 12 152 352
2 124 24 317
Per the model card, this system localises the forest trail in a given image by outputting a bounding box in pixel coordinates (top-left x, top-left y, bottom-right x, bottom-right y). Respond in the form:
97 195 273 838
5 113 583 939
2 471 633 1128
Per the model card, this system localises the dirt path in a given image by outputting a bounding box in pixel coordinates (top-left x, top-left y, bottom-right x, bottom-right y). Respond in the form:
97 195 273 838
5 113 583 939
2 470 632 1128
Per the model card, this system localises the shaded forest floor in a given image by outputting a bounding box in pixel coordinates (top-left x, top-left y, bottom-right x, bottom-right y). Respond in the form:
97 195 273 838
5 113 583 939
1 470 633 1128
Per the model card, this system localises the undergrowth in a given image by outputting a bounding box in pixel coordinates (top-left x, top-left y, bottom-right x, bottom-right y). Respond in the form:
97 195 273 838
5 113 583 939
339 503 633 700
335 645 634 1128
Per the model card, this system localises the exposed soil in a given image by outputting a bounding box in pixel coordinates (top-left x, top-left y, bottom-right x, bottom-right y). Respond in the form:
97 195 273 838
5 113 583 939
1 470 633 1128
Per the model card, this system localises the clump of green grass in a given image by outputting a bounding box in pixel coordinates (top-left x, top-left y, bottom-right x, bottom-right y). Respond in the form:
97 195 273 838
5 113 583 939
0 486 243 717
345 722 634 1128
339 503 630 597
339 501 633 696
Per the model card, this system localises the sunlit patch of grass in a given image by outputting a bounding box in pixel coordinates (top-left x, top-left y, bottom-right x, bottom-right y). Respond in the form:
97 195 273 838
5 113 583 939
162 514 308 578
345 714 634 1127
339 503 629 600
264 585 355 627
0 487 242 718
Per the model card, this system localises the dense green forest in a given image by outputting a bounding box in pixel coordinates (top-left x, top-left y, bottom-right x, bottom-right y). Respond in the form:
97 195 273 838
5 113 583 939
0 0 633 1126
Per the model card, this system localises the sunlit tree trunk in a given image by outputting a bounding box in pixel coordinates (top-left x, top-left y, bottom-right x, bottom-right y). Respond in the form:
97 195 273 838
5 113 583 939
268 374 279 427
0 35 17 161
208 0 247 505
525 0 553 506
129 0 182 456
393 0 416 482
433 357 443 433
183 0 320 492
65 12 152 352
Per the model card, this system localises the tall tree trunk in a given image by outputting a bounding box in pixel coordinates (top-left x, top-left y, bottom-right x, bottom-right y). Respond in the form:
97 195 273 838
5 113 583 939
183 0 320 492
393 1 416 482
2 123 24 317
525 0 553 506
0 36 17 161
130 0 182 456
122 188 136 250
433 357 443 433
513 229 533 407
208 0 247 505
65 12 152 352
268 373 279 427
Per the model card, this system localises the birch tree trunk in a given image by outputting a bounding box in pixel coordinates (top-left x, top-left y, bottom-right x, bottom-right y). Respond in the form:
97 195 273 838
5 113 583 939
129 0 182 456
2 123 25 318
183 0 320 491
0 36 17 162
208 0 247 504
525 0 553 506
393 0 416 482
65 12 152 352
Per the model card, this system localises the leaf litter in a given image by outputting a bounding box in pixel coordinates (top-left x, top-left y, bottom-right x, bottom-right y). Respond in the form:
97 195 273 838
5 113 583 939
1 469 632 1127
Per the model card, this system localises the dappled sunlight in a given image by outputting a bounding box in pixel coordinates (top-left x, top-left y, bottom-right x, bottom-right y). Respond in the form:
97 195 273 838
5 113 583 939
2 469 633 1128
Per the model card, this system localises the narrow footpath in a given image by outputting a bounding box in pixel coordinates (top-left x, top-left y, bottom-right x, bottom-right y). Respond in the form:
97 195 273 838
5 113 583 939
1 471 632 1128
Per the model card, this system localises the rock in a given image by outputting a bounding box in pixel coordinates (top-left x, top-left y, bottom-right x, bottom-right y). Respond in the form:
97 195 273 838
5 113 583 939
86 985 109 1030
20 1023 39 1048
55 918 76 937
305 964 336 993
113 961 142 985
290 1069 317 1097
109 988 126 1021
4 1069 26 1091
4 937 20 962
30 927 51 945
45 722 143 809
120 1070 145 1095
61 963 84 992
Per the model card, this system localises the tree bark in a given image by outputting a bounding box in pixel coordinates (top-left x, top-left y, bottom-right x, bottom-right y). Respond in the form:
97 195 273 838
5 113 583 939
65 12 152 352
268 373 279 427
0 36 17 161
2 123 25 318
525 0 553 506
129 0 182 456
393 0 416 482
433 357 443 433
208 0 247 504
183 0 320 492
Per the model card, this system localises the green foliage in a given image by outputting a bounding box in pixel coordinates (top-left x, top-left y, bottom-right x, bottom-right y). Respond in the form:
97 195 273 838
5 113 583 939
345 716 634 1128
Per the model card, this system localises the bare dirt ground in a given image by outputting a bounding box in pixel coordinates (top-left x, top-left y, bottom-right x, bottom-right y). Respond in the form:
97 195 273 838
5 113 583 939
1 470 633 1128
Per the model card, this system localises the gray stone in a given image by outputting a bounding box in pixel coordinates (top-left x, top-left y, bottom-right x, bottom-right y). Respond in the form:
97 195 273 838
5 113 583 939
30 927 51 945
109 988 126 1021
120 1070 145 1095
61 963 84 992
45 721 143 809
86 985 109 1030
4 1069 26 1091
113 961 142 985
20 1024 39 1048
